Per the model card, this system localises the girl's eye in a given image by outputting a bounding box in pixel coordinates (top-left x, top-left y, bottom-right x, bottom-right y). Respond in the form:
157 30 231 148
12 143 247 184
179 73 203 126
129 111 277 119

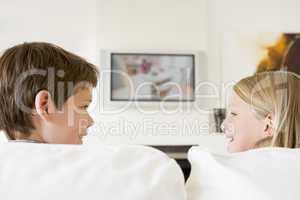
230 112 237 116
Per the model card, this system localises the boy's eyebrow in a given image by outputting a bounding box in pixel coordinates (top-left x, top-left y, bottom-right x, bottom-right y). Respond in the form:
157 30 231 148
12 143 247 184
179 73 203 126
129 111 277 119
80 99 92 104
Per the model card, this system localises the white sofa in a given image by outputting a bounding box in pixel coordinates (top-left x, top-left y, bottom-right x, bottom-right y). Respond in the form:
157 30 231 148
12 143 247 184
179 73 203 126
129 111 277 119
186 147 300 200
0 143 186 200
2 139 299 200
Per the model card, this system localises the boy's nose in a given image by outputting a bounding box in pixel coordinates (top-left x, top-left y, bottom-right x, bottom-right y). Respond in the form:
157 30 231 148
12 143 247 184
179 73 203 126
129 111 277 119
87 114 94 128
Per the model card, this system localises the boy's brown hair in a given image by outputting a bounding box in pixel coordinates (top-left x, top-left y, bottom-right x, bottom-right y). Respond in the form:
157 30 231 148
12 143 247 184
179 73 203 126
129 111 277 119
0 42 98 139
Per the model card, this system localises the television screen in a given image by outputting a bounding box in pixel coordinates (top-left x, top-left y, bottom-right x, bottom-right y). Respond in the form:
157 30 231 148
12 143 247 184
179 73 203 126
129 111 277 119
111 53 195 101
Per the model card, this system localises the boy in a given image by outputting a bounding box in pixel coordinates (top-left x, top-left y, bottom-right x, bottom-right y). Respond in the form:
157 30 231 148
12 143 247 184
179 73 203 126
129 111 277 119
0 42 98 144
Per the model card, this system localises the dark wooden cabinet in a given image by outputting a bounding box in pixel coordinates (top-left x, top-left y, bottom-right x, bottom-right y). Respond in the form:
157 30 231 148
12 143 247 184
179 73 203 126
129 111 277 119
150 145 194 181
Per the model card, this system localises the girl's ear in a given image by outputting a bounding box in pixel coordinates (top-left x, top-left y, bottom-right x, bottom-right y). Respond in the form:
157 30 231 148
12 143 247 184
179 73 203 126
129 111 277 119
263 113 274 137
33 90 55 120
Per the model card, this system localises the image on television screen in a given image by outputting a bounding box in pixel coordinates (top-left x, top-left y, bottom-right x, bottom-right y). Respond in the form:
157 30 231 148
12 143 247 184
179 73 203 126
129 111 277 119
111 53 195 101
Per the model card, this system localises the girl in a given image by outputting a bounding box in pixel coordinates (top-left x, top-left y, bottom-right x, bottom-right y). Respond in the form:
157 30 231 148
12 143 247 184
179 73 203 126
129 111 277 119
222 71 300 152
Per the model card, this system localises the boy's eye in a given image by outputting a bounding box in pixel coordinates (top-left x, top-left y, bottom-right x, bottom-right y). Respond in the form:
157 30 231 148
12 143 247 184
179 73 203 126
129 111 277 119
80 105 89 110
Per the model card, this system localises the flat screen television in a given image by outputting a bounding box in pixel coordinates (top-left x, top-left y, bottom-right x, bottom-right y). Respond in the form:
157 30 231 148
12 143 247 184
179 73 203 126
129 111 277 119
110 53 195 102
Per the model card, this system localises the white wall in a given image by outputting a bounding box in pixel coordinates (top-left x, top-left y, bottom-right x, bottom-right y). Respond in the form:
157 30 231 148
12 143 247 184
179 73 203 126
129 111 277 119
1 0 300 150
0 0 98 63
207 0 300 87
98 0 207 50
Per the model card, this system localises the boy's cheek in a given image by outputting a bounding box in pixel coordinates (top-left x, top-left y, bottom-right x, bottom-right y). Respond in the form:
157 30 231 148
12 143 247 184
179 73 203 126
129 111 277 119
43 112 82 144
78 118 90 134
42 113 90 144
42 126 81 144
53 109 78 127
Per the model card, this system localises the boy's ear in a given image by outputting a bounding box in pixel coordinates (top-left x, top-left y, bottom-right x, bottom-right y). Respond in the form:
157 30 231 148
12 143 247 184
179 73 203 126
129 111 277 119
34 90 54 120
263 113 274 137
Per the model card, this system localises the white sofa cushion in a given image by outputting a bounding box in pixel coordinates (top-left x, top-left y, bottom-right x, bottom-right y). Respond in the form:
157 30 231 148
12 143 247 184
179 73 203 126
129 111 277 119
186 146 300 200
0 143 186 200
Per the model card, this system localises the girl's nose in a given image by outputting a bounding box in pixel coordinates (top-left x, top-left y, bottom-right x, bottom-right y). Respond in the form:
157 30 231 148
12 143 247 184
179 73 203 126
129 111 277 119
220 118 228 132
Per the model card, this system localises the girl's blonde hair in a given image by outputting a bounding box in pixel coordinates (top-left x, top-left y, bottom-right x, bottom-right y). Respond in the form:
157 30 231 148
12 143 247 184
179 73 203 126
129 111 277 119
233 71 300 148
